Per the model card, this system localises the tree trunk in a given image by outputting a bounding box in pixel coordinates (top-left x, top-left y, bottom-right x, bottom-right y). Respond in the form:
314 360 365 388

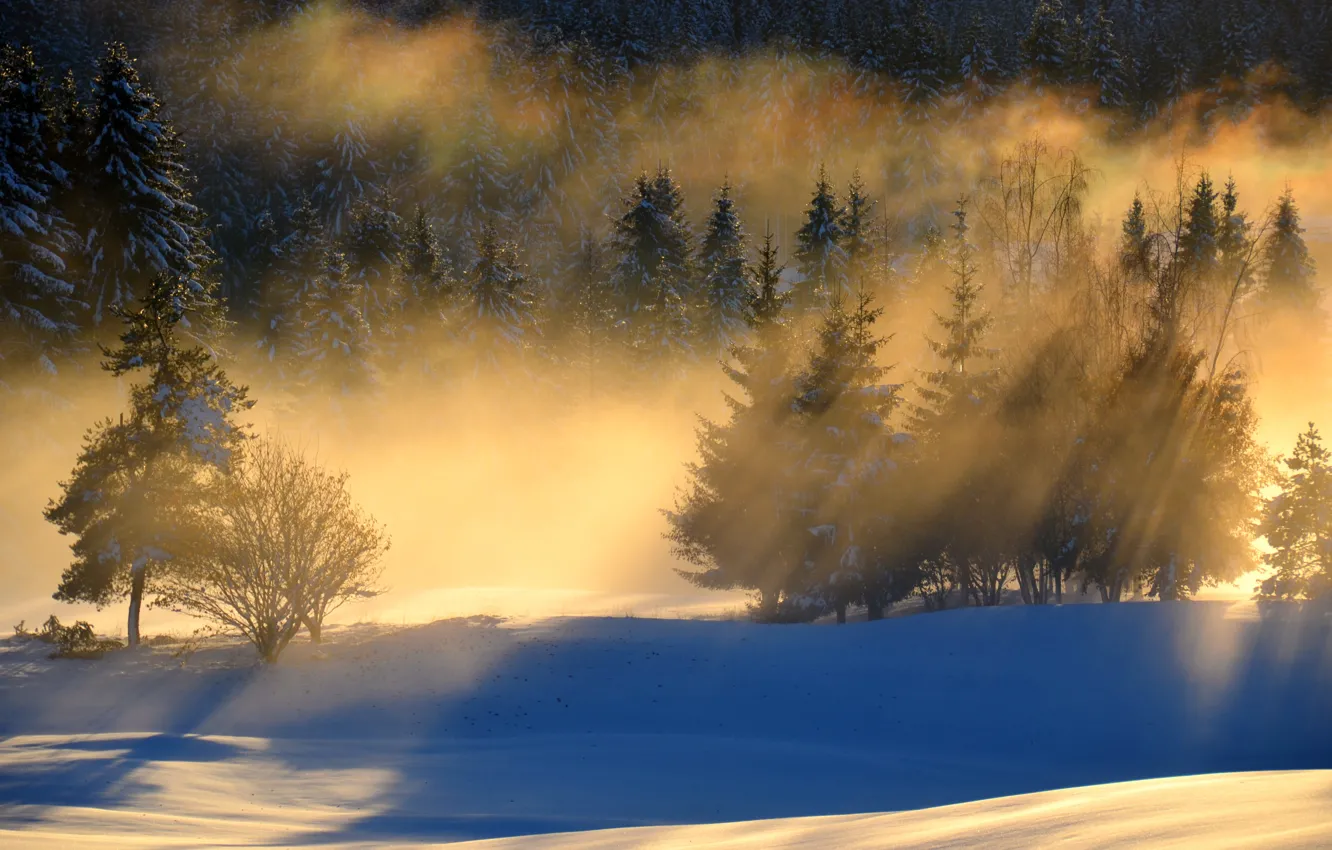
1055 570 1063 604
302 614 323 644
866 598 884 621
127 566 146 647
835 602 847 625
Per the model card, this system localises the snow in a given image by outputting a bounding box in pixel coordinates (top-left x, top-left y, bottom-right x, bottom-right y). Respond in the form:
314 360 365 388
0 602 1328 847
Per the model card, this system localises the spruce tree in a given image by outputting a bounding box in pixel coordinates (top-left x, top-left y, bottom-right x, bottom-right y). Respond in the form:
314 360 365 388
255 197 326 382
0 45 78 373
84 43 211 324
458 223 539 375
791 164 845 314
294 248 376 397
45 270 252 646
1088 7 1130 110
1179 172 1220 280
1261 188 1318 313
1120 193 1150 281
793 286 900 623
839 169 876 282
1217 175 1253 293
606 169 692 355
695 180 751 359
913 200 997 441
667 225 805 619
1022 0 1071 88
1259 424 1332 600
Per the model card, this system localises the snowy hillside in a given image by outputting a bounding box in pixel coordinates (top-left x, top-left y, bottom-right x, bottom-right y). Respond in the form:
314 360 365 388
1 602 1329 847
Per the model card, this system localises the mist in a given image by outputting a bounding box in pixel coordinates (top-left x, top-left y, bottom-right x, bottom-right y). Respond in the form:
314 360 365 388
4 1 1332 636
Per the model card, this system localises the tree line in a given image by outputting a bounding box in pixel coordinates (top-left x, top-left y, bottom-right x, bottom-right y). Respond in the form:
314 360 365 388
667 145 1328 621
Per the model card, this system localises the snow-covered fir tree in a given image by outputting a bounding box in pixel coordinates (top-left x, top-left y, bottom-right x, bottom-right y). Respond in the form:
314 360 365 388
1261 188 1318 314
606 168 693 358
1216 175 1253 295
839 169 876 283
442 99 516 263
1022 0 1071 89
84 43 213 327
313 102 380 238
1088 6 1130 111
0 44 79 376
1259 424 1332 600
45 267 252 646
667 225 806 619
254 196 325 383
1179 172 1220 280
695 181 751 360
294 247 376 398
458 223 539 375
792 286 901 623
791 164 845 315
913 200 997 442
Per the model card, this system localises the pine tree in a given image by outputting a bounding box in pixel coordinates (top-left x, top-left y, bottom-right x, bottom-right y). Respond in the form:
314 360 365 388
793 286 901 623
442 100 515 260
695 180 751 359
313 102 379 237
1089 7 1130 110
0 45 78 375
1259 424 1332 600
913 200 997 441
255 197 326 382
955 11 1002 113
45 270 252 646
294 248 376 397
667 225 805 619
1217 175 1253 293
791 164 845 314
1179 172 1220 279
1120 193 1150 281
1261 188 1318 313
458 223 539 375
606 169 693 354
84 43 212 325
839 169 876 282
398 205 450 308
340 189 404 335
1022 0 1071 88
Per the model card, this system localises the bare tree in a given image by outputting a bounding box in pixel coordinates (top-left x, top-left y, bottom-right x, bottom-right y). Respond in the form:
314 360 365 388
164 437 388 661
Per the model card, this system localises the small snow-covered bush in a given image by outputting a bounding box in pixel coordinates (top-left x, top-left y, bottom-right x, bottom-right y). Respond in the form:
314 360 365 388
14 615 124 659
163 437 389 662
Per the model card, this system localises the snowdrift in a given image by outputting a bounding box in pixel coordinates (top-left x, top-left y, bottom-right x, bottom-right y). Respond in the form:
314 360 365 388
1 602 1329 847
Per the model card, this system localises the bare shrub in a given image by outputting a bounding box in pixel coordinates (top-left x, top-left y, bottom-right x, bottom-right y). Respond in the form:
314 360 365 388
164 437 389 662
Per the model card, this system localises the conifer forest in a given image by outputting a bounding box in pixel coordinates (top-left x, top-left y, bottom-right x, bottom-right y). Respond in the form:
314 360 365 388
3 3 1332 848
3 0 1332 641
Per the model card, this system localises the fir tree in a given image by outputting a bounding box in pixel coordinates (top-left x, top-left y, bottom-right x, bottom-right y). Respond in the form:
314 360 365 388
294 248 376 397
443 100 515 259
606 168 692 352
1179 172 1220 279
84 43 212 325
1261 188 1318 313
1120 193 1150 281
695 180 751 359
667 224 804 619
913 199 997 441
45 270 252 646
793 286 901 623
1088 6 1130 110
839 169 876 281
459 223 539 375
791 164 845 314
255 197 325 381
0 44 78 374
313 102 379 237
1217 175 1253 293
1022 0 1071 88
1259 424 1332 600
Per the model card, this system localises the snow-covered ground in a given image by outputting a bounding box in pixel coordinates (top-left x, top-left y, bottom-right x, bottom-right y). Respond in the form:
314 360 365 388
1 602 1329 847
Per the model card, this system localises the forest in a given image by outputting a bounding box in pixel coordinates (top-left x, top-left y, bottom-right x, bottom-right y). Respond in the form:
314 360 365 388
3 0 1332 653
